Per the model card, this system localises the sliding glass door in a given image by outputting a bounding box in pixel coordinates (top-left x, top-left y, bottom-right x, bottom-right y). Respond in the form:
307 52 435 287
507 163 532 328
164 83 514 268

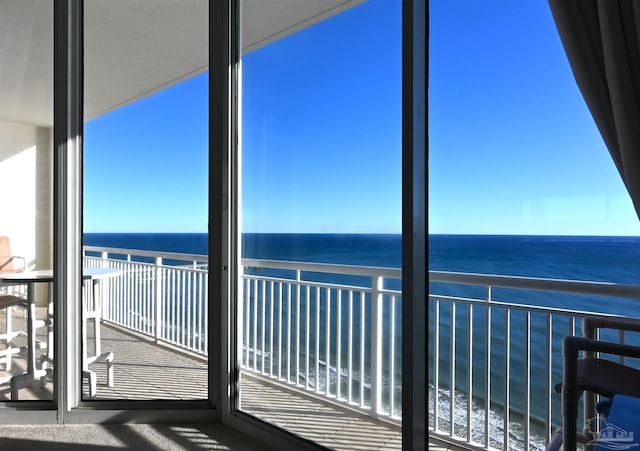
82 0 209 402
237 1 403 448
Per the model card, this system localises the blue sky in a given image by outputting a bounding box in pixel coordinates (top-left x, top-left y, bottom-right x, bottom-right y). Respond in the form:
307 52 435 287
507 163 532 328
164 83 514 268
82 0 632 237
83 1 401 234
84 73 209 233
430 0 640 236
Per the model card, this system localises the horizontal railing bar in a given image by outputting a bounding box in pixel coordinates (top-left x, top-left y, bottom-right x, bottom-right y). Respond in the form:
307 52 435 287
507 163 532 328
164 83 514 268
86 248 640 300
84 255 207 274
84 246 208 264
86 249 401 279
243 258 401 278
431 270 640 299
428 294 634 318
242 273 401 295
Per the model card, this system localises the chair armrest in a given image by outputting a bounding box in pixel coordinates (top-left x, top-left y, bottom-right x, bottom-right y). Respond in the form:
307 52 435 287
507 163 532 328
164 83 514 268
583 316 640 339
566 335 640 358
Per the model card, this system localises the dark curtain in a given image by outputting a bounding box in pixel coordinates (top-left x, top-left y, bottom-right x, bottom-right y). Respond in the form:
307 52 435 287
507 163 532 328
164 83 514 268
549 0 640 220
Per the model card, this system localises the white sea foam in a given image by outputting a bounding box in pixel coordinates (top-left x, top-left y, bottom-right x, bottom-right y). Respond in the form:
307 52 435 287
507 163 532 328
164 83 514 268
429 385 548 451
242 345 402 416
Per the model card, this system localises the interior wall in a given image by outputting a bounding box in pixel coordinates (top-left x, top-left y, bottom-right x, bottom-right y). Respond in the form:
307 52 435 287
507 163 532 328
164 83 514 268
0 119 53 303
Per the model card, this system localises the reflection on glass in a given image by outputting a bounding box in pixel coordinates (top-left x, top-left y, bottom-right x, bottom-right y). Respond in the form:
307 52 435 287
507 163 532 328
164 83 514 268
239 1 402 448
0 0 54 402
82 1 208 400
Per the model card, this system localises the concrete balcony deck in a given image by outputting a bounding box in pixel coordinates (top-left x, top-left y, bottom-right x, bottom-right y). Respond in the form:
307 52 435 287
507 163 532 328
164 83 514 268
0 306 209 401
0 307 402 451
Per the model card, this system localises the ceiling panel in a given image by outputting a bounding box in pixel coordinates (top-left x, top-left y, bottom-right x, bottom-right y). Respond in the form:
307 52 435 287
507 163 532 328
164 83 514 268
0 0 363 126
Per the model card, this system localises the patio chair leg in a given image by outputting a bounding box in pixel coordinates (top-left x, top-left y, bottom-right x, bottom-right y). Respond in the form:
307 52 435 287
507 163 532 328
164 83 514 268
2 306 13 371
10 373 23 400
1 304 27 372
40 361 48 388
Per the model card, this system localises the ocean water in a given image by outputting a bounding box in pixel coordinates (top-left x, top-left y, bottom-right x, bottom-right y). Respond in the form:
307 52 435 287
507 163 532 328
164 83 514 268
84 232 209 256
429 234 640 449
84 232 402 268
430 234 640 286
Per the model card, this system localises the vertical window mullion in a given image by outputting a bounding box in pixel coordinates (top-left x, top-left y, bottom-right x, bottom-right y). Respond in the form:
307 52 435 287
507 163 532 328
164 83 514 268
54 0 84 418
401 0 427 449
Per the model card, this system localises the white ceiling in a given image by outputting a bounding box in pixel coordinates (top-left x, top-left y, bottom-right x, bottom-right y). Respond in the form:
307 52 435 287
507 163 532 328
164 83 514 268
0 0 362 127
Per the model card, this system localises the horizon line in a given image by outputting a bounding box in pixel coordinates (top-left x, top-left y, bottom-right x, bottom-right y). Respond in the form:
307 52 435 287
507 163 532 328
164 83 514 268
84 231 403 235
429 233 640 238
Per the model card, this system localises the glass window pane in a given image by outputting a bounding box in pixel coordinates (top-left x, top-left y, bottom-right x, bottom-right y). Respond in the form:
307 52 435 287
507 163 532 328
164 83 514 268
429 1 640 447
0 0 54 402
238 1 402 448
82 0 209 401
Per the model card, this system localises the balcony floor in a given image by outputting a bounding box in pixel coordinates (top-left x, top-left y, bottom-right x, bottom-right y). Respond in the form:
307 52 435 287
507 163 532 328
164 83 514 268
0 307 402 450
0 307 209 401
240 372 401 450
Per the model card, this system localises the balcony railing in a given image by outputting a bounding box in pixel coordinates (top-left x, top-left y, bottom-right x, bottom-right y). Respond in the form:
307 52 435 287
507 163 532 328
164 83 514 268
84 245 640 450
83 247 209 354
240 258 402 419
430 271 640 451
82 246 402 421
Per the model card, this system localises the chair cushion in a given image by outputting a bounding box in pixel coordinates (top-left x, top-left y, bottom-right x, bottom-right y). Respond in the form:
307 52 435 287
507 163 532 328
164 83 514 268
594 394 640 451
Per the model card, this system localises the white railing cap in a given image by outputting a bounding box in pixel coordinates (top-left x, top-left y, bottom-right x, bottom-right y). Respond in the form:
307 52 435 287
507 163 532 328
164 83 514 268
84 245 208 264
430 270 640 299
242 258 401 278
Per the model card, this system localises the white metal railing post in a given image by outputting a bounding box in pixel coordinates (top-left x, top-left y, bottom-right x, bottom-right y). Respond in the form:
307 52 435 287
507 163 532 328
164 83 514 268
485 285 492 449
154 256 163 342
101 251 109 318
296 269 301 386
238 265 245 370
371 275 383 416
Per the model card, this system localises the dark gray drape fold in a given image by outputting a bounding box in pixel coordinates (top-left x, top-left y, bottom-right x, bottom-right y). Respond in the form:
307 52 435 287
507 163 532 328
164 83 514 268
549 0 640 219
